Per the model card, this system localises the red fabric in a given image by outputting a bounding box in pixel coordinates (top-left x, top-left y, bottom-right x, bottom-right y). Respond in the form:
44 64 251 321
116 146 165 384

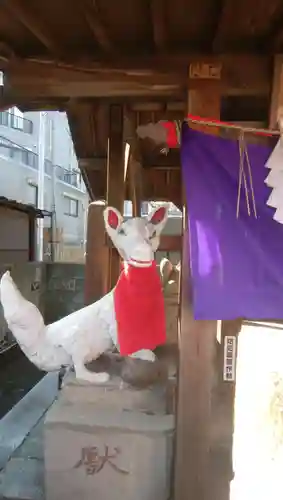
114 262 166 356
161 121 179 148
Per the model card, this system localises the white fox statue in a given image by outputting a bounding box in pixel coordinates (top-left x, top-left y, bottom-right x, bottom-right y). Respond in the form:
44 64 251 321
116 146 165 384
0 203 169 384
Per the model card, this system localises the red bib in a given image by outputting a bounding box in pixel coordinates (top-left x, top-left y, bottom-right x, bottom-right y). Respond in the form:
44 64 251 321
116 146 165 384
114 262 166 356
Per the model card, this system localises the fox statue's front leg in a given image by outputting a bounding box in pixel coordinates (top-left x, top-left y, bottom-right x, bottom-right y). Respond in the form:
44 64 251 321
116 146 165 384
73 357 110 383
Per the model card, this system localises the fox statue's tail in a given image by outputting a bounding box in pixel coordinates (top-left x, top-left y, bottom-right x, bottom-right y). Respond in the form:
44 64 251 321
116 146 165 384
0 271 70 371
0 270 45 345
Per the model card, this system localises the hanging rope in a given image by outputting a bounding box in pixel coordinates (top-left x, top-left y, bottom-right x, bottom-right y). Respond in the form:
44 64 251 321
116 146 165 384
236 132 257 219
183 117 259 218
244 140 257 218
185 116 280 138
236 132 249 217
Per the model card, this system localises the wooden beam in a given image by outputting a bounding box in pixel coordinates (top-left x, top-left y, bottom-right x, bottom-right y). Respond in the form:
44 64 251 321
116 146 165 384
209 0 226 51
127 100 185 112
262 6 283 51
212 0 229 52
3 0 62 55
0 52 270 74
150 0 167 51
78 157 181 171
3 82 182 100
174 73 221 500
106 104 125 289
269 55 283 128
78 157 106 171
1 54 270 97
81 0 113 53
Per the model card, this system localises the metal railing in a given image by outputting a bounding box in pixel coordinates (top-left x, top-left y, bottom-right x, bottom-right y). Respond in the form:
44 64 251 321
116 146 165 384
0 110 33 134
0 136 38 169
0 135 82 188
56 164 81 187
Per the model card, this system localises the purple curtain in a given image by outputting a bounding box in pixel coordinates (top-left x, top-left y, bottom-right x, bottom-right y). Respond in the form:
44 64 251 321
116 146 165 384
181 124 283 320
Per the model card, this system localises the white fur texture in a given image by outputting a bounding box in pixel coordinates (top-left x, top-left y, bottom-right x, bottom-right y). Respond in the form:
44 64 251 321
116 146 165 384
0 204 169 384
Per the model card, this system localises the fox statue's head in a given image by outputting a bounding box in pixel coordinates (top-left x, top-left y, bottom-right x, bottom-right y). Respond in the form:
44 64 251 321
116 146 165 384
103 204 169 268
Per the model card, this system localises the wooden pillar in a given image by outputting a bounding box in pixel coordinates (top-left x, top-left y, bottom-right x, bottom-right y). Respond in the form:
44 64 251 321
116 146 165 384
84 201 109 305
269 55 283 128
174 66 221 500
28 214 36 261
208 319 241 500
107 104 125 289
124 110 143 217
128 155 143 217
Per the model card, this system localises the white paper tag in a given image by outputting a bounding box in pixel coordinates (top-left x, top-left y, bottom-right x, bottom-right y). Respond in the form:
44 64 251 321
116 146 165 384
265 139 283 170
273 207 283 224
266 190 279 208
264 168 283 188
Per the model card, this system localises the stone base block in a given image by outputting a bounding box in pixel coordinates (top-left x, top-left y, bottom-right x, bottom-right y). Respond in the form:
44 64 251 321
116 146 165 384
44 378 174 500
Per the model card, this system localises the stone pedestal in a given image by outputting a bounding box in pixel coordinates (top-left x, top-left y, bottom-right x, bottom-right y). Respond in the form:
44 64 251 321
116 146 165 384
44 375 174 500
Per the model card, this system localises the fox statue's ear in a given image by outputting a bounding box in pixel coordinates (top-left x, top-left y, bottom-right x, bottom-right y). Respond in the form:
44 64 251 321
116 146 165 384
103 206 123 233
147 204 169 234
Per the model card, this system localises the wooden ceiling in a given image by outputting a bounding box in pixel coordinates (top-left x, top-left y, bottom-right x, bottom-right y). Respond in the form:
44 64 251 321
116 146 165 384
0 0 283 58
0 0 282 200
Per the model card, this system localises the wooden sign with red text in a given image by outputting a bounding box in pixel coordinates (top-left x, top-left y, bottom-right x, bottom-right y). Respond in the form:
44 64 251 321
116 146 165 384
189 62 222 80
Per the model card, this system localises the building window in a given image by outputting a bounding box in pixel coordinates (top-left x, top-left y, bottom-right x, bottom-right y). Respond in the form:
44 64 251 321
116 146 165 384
141 202 149 215
0 111 9 127
0 136 12 158
123 200 132 217
21 147 37 169
0 108 33 133
64 197 79 217
27 184 38 207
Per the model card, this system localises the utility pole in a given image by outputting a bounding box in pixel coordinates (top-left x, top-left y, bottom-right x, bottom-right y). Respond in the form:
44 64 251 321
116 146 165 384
37 111 46 261
50 116 57 261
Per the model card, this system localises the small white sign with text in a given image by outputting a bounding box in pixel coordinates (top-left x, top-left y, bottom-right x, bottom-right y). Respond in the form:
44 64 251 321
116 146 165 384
223 335 237 382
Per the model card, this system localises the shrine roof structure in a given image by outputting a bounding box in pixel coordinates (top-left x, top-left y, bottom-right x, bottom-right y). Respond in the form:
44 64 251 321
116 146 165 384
0 0 282 202
0 0 282 105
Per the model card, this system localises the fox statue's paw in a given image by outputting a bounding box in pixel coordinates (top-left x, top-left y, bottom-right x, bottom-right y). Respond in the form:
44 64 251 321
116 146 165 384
75 369 110 384
121 356 166 388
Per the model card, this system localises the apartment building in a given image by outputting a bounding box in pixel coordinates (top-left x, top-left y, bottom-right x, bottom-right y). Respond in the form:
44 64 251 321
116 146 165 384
0 108 89 261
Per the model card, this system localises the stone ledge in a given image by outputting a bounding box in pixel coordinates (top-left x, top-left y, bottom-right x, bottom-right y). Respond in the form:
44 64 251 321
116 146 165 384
61 373 170 414
0 457 44 500
45 399 175 435
0 372 58 472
